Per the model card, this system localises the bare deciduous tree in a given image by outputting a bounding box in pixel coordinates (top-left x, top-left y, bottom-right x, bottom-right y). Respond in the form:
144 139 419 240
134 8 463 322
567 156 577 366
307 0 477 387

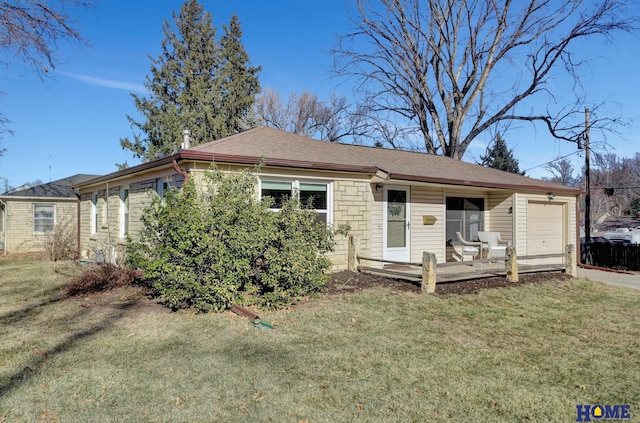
332 0 638 158
542 158 580 187
255 88 359 142
0 0 92 76
0 0 93 160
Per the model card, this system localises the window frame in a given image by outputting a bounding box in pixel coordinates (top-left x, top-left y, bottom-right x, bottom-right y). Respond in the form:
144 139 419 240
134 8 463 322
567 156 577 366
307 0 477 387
33 203 55 234
91 192 99 234
259 178 333 225
446 196 485 243
120 187 130 238
156 178 172 200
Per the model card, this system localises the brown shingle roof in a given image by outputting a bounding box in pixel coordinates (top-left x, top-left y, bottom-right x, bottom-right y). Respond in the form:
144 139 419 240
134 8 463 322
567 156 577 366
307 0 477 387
1 174 100 198
184 126 579 194
75 126 580 194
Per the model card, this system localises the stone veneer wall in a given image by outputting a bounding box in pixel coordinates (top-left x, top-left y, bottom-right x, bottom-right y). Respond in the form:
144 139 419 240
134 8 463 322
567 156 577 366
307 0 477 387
80 173 373 272
80 179 160 262
3 199 77 254
330 179 372 271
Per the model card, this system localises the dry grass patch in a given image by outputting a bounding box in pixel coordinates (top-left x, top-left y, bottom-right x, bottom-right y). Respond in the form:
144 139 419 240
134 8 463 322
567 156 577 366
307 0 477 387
0 258 638 422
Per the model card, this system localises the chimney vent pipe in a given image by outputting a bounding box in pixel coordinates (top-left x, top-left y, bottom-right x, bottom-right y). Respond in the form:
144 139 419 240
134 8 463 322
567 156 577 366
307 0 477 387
181 129 191 150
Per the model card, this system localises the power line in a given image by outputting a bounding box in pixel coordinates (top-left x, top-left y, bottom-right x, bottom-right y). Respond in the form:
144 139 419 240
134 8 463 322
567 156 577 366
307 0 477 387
523 150 582 173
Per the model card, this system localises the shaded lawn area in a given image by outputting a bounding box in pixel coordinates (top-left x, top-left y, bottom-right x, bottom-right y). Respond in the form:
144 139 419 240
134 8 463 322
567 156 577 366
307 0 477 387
0 258 639 422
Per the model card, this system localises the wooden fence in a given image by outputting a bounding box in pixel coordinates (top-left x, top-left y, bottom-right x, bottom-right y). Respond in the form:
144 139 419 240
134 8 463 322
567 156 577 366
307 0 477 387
349 236 577 294
581 242 640 271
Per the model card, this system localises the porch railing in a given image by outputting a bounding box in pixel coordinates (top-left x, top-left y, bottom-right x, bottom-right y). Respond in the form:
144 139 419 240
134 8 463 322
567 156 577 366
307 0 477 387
349 236 577 294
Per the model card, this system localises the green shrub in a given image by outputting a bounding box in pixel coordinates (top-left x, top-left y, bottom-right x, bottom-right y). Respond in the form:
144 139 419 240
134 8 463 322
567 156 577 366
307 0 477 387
126 168 333 312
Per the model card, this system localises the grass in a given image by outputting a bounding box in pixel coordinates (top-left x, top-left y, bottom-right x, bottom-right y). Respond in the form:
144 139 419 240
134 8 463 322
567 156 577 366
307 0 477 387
0 258 639 422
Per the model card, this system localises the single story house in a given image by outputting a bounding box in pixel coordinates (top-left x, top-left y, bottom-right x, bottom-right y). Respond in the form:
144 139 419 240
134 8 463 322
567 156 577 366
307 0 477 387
0 174 98 255
74 126 581 270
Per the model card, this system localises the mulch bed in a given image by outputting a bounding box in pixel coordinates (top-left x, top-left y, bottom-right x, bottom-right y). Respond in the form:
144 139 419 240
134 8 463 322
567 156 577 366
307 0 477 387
326 270 573 295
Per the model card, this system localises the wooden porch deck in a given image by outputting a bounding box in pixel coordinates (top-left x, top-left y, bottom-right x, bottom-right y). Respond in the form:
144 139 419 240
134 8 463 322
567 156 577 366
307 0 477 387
359 260 568 284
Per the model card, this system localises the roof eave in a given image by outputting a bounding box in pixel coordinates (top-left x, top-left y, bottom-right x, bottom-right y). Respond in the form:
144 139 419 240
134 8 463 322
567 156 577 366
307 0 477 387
74 155 181 188
388 173 582 194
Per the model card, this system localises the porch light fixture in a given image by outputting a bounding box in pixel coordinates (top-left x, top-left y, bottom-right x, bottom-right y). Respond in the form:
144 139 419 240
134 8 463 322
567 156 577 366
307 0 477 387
547 192 555 201
375 184 383 193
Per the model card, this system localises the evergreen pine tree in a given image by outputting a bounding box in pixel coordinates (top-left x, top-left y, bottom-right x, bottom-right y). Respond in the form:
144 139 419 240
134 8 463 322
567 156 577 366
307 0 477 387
120 0 261 160
214 14 261 138
479 134 524 175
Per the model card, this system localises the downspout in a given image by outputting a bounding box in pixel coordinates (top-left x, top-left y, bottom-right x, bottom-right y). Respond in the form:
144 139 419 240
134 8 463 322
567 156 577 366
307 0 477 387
172 159 189 184
0 198 6 256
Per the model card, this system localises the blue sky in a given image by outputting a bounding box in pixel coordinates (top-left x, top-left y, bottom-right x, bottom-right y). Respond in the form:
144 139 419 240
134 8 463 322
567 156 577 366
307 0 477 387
0 0 639 189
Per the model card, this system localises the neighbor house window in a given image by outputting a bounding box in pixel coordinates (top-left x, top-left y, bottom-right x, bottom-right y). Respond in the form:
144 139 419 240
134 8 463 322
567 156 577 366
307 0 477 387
260 179 332 224
446 197 484 243
120 187 129 237
33 204 55 233
91 192 99 234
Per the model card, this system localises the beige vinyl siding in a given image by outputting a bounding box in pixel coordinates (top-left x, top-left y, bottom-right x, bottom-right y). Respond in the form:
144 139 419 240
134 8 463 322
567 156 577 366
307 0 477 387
410 186 445 263
487 192 514 243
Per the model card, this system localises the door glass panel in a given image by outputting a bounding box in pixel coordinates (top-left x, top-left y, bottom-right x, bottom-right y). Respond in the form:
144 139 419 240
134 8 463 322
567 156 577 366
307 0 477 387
387 189 407 248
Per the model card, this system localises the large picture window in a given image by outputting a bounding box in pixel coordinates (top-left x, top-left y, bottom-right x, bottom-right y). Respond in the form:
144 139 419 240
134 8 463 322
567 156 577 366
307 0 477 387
446 197 484 243
33 204 55 233
260 179 331 224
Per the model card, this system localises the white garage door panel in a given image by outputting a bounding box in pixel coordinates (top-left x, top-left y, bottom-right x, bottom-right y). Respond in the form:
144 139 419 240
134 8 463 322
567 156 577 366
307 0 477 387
527 202 564 255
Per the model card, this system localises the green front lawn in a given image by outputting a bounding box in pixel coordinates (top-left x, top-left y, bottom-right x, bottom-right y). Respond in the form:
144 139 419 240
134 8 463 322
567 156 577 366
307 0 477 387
1 258 638 422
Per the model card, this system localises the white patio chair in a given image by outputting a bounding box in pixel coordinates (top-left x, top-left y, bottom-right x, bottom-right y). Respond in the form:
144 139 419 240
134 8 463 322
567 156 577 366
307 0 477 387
455 232 482 262
478 231 510 258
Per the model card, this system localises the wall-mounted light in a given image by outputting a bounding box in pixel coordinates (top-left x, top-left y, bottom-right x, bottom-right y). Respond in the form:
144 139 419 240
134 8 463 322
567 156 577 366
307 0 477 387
508 206 513 214
547 192 555 201
375 184 383 193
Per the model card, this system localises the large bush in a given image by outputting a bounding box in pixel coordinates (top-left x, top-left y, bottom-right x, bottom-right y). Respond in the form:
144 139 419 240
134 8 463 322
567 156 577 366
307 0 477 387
126 168 333 311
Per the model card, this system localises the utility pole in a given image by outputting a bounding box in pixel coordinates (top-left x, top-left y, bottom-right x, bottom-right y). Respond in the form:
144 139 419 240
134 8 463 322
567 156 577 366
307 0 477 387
585 108 591 243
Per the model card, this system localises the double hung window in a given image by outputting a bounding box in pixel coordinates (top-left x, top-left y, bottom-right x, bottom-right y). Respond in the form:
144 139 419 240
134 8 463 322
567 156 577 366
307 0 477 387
260 179 332 224
33 204 55 233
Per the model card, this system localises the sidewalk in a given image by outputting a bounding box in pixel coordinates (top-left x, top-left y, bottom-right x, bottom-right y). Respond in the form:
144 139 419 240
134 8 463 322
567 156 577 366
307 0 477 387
576 267 640 290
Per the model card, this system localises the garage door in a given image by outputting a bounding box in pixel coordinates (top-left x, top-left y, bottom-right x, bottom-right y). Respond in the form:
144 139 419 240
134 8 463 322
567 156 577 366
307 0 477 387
527 202 564 255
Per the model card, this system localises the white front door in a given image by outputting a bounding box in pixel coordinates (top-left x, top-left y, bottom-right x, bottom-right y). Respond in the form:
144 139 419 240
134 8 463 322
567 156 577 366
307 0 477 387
383 186 410 262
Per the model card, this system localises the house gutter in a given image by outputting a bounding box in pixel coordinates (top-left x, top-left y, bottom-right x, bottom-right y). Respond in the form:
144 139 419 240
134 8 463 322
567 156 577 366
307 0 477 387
388 173 581 195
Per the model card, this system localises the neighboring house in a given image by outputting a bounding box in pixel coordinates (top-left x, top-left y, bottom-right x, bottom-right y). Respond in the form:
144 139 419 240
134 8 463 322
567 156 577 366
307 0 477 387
74 126 581 270
0 174 98 255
